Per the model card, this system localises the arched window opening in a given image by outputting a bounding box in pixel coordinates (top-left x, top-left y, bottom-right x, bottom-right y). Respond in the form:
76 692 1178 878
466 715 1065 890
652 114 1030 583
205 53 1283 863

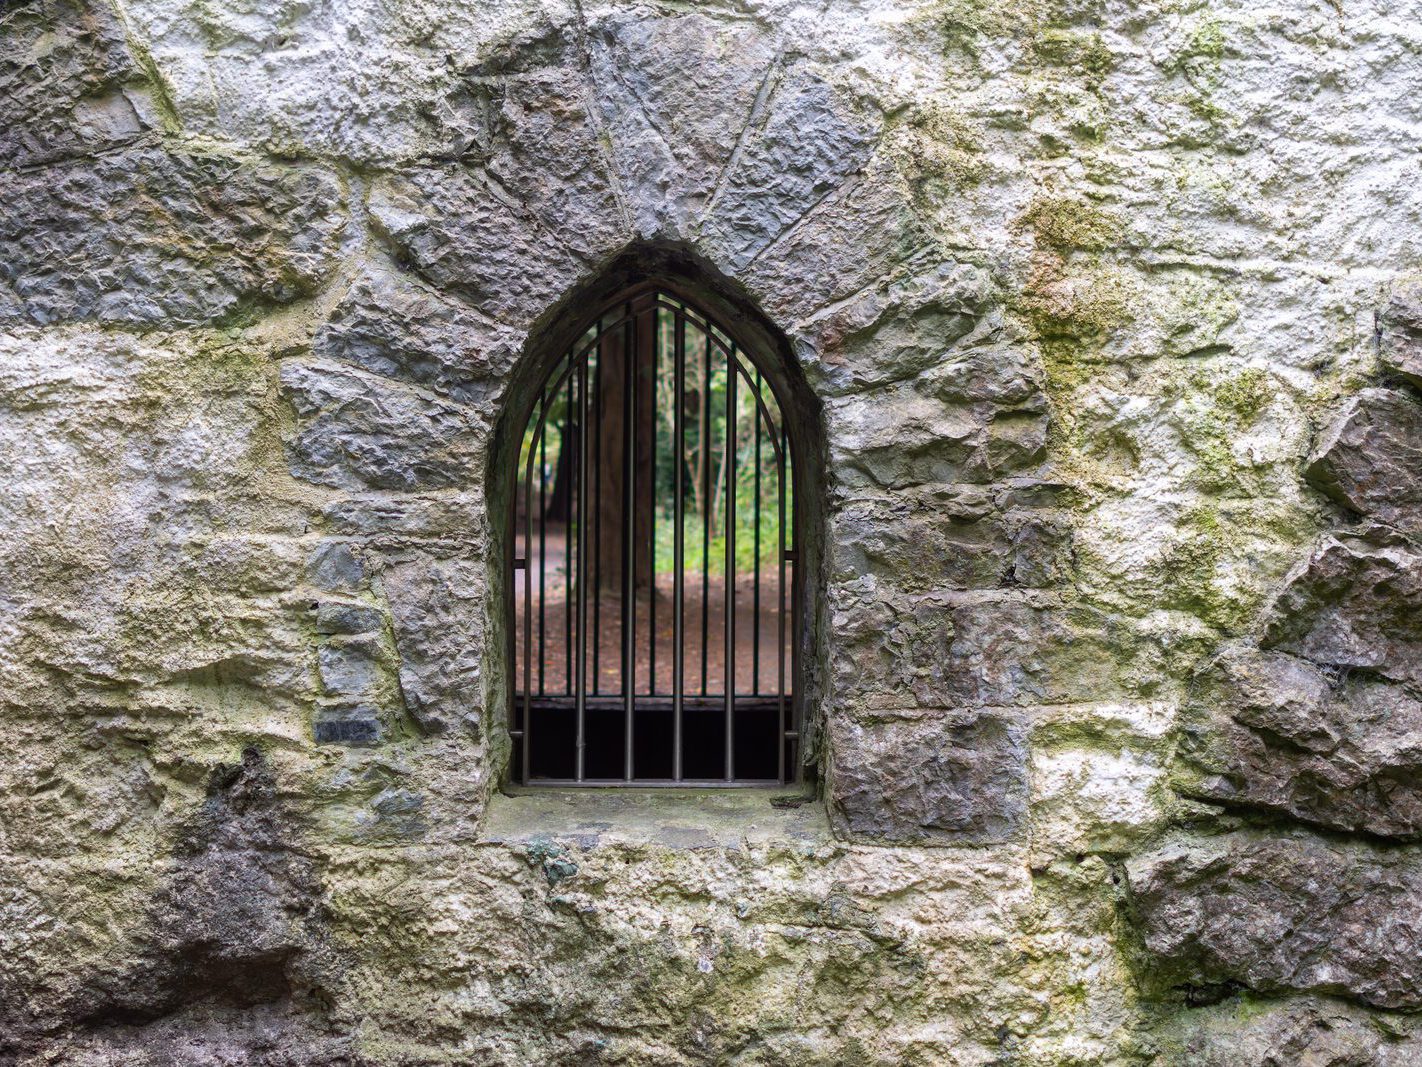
508 284 801 785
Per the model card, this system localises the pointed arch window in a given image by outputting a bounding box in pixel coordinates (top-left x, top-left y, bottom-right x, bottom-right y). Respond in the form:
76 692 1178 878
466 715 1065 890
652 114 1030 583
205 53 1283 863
508 284 801 785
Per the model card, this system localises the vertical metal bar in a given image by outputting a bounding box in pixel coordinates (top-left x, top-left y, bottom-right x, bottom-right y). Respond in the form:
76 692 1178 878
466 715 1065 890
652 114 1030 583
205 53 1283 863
522 398 535 785
538 387 546 696
673 310 685 782
777 423 787 785
789 431 801 782
724 348 737 782
564 374 574 696
575 356 590 782
700 329 710 696
649 306 658 696
753 369 761 696
593 332 602 696
623 305 636 781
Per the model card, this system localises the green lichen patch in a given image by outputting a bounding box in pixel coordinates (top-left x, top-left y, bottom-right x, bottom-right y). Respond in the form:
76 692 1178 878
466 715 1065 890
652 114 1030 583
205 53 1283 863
1020 195 1124 255
1030 29 1115 90
881 99 988 205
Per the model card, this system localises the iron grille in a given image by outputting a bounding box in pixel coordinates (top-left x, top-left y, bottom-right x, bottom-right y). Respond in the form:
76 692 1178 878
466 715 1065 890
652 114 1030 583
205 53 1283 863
508 284 800 785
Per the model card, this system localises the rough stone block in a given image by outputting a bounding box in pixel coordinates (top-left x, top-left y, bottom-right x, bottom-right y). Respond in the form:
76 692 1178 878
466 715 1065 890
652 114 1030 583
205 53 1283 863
0 0 153 170
832 487 1011 591
587 9 777 236
832 590 1083 711
313 710 383 746
0 149 346 326
280 361 483 492
1176 646 1422 839
745 162 933 331
381 556 486 735
368 166 585 327
315 270 520 405
1381 276 1422 389
830 710 1028 844
1262 526 1422 686
1127 832 1422 1010
699 66 878 270
796 260 999 399
449 47 627 257
314 601 384 636
304 541 365 592
317 636 386 698
1306 387 1422 532
1152 995 1422 1066
826 341 1047 488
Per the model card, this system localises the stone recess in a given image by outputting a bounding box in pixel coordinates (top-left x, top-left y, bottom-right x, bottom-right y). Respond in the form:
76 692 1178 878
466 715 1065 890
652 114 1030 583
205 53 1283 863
3 0 1422 1062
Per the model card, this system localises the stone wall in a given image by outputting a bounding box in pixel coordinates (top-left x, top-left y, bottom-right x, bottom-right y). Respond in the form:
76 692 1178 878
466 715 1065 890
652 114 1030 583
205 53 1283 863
2 0 1421 1063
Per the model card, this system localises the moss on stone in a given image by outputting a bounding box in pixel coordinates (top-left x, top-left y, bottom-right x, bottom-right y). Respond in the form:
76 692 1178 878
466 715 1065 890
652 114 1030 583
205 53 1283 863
1031 29 1115 90
883 100 988 200
1020 195 1124 254
1212 367 1271 424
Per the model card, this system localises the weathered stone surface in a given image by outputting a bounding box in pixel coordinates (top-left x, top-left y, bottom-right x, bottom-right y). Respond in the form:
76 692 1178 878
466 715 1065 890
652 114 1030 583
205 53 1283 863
1151 995 1422 1067
0 0 155 170
830 710 1028 844
799 259 1001 398
1262 526 1422 687
368 165 587 327
379 555 486 736
1381 275 1422 389
32 1001 365 1067
1 748 338 1055
698 64 879 270
832 486 1012 591
744 160 932 329
1176 646 1422 839
280 360 483 492
447 33 628 258
1306 387 1422 532
832 589 1121 713
4 0 1422 1061
315 270 520 405
1127 832 1422 1010
315 601 385 636
587 9 776 238
827 341 1048 489
0 149 347 326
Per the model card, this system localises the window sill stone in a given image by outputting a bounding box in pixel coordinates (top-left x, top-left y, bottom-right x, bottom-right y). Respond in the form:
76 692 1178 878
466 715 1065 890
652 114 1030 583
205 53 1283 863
481 787 831 850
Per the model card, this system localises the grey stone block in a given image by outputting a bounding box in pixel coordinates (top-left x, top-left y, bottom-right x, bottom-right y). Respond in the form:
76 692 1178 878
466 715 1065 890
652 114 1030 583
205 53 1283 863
830 709 1028 844
1176 646 1422 839
1262 525 1422 687
1127 831 1422 1010
314 270 519 405
0 0 152 170
0 149 346 326
280 360 483 492
1382 276 1422 390
1306 387 1422 533
313 710 383 746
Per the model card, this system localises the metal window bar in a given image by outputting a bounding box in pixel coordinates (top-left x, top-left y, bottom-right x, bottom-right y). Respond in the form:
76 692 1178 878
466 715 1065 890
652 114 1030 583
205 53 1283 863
511 287 797 786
